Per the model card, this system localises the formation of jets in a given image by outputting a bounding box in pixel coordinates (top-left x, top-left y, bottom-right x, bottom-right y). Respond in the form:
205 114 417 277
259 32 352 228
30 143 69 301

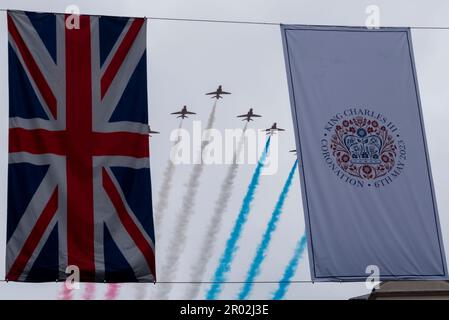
149 86 297 153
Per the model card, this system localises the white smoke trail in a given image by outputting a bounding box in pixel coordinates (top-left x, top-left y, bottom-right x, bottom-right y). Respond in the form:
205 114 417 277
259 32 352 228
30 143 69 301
134 283 146 300
135 121 183 300
154 120 183 230
185 123 248 299
155 101 217 299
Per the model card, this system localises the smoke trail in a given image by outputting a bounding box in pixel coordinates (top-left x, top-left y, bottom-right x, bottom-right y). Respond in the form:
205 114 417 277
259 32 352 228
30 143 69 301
134 283 146 300
238 160 298 299
83 283 96 300
58 283 73 300
135 121 183 300
105 283 121 300
185 123 248 299
156 101 217 299
154 120 184 230
206 137 271 300
272 233 307 300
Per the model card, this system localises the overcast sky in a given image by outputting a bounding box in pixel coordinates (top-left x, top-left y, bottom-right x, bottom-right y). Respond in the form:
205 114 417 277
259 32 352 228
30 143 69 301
0 0 448 300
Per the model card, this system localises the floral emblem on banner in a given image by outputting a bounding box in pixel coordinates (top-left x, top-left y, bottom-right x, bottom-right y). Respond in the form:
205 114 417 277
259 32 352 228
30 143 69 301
321 109 407 188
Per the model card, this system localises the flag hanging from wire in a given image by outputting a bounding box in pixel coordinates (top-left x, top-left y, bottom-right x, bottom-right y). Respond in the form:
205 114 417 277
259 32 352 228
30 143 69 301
6 10 155 282
282 24 447 281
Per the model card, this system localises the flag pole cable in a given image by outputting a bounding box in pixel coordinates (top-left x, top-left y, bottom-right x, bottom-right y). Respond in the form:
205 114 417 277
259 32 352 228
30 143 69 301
2 8 449 30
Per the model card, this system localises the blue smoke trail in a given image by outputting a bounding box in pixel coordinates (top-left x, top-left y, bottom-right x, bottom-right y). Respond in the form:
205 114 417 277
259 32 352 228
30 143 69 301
206 137 271 300
238 159 299 300
272 233 307 300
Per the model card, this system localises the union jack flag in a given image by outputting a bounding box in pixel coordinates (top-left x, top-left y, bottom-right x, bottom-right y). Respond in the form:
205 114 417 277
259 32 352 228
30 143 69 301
6 11 156 282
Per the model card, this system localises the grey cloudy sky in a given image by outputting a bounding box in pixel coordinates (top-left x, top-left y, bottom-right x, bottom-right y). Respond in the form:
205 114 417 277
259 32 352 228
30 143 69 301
0 0 448 300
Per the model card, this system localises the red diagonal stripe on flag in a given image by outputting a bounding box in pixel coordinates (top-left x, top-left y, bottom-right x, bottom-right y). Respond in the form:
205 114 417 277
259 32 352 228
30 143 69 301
7 187 58 281
8 14 57 119
101 19 144 99
102 168 156 280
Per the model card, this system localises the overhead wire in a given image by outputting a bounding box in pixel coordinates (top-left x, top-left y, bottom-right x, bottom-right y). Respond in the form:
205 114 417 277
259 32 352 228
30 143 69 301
1 8 449 30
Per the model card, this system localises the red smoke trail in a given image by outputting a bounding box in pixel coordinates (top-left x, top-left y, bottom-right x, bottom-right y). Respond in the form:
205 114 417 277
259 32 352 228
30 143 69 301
105 283 121 300
83 283 96 300
59 282 73 300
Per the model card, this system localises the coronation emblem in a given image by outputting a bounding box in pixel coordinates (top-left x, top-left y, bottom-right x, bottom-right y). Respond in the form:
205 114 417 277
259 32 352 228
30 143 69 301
331 116 396 179
321 109 406 188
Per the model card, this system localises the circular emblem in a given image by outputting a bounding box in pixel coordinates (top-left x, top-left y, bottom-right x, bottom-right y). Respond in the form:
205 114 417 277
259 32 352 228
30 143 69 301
321 109 407 188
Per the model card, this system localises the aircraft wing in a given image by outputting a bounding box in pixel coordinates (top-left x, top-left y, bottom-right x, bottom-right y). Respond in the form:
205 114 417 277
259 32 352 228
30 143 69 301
237 114 247 118
252 114 262 117
278 128 285 131
185 111 196 114
171 111 182 115
221 91 231 94
205 91 217 95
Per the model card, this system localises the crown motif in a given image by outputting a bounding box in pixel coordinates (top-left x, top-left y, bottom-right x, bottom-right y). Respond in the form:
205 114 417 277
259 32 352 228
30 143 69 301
343 128 382 165
329 115 398 181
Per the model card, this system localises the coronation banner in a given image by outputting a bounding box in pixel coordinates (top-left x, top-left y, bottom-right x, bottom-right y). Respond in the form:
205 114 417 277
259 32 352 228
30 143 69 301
281 25 447 281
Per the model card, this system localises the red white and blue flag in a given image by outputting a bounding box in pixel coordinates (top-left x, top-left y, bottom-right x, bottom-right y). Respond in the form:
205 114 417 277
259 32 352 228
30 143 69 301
6 11 156 282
